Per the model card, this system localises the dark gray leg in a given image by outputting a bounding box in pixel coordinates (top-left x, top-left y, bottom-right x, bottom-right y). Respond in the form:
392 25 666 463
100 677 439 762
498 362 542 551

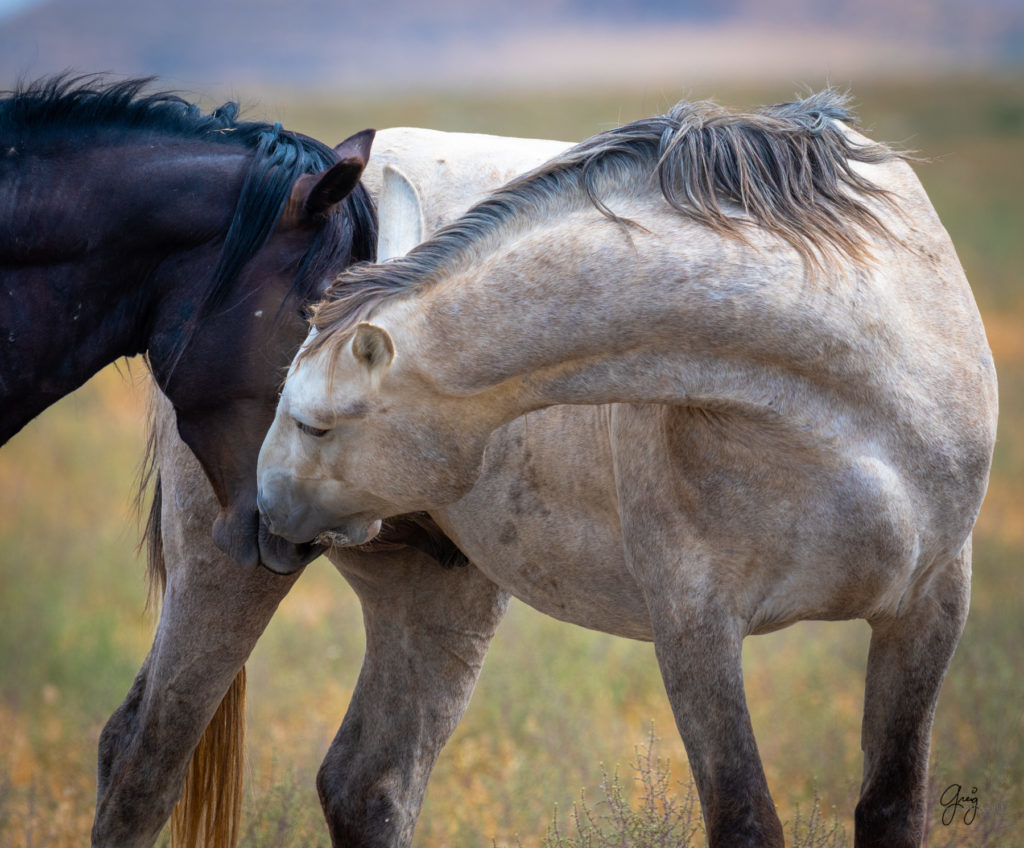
855 541 971 848
645 593 785 848
612 405 784 848
320 549 509 848
93 401 298 848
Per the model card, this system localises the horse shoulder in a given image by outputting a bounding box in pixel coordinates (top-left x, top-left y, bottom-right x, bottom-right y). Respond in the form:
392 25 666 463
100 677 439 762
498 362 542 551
432 404 653 639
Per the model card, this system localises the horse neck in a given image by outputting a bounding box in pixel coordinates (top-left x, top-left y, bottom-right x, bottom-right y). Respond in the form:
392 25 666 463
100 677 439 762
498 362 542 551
0 140 247 444
391 203 745 417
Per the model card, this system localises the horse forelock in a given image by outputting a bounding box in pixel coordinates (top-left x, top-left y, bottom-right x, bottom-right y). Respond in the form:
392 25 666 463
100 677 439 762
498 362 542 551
300 260 411 365
302 88 903 366
202 120 374 319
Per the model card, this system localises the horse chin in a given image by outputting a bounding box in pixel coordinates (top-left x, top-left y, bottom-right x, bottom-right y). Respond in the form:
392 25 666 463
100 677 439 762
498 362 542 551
257 517 325 575
315 519 383 549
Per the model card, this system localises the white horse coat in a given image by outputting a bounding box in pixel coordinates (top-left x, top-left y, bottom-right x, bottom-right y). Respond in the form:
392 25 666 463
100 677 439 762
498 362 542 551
260 93 997 848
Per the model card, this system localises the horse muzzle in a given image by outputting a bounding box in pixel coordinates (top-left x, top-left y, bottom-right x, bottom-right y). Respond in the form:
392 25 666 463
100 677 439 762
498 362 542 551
256 482 328 544
256 474 382 551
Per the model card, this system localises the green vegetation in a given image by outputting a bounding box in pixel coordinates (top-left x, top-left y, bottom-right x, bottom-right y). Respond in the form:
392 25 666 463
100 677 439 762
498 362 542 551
1 76 1022 846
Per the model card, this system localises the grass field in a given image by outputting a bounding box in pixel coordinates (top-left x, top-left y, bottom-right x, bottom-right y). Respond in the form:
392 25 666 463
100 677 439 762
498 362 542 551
1 75 1022 847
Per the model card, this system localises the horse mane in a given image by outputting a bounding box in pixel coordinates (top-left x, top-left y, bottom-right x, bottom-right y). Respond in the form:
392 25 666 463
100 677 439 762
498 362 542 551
2 73 377 335
304 88 901 363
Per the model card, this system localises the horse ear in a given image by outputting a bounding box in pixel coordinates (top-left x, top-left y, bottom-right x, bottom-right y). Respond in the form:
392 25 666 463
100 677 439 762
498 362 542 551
333 128 376 166
284 129 375 225
352 322 396 375
377 163 425 261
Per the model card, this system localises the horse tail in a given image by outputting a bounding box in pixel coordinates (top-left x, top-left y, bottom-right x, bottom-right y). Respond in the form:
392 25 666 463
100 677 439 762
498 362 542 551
140 418 246 848
168 664 246 848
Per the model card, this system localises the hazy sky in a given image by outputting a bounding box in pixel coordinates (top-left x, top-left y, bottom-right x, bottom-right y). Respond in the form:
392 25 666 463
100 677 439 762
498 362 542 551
0 0 39 19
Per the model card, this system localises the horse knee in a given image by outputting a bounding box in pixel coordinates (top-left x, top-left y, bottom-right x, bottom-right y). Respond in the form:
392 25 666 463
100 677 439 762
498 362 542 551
93 672 180 848
317 757 412 848
96 669 147 793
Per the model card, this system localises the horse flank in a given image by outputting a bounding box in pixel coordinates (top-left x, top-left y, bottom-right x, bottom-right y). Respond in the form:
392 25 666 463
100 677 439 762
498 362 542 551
304 88 903 366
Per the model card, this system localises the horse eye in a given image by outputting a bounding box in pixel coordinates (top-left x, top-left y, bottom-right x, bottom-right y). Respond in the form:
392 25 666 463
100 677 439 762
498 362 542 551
295 420 330 438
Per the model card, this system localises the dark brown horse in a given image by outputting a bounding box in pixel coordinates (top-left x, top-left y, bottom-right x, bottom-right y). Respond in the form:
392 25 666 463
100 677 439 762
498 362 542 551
0 75 383 846
0 74 376 574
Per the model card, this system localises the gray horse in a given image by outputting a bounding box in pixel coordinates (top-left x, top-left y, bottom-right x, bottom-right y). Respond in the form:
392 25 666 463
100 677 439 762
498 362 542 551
260 91 998 847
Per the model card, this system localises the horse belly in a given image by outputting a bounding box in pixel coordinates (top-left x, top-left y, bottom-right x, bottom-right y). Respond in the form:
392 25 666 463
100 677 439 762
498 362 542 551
433 406 654 641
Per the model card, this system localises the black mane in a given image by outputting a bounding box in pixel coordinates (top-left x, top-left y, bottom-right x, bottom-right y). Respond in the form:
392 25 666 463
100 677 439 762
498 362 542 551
1 73 377 324
3 74 247 140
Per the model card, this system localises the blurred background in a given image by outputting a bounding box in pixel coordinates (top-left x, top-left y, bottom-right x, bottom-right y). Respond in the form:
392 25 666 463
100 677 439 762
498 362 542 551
0 0 1022 93
1 1 1022 846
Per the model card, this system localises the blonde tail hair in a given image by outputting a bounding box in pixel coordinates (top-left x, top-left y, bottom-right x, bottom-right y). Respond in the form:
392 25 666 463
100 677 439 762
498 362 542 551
169 668 246 848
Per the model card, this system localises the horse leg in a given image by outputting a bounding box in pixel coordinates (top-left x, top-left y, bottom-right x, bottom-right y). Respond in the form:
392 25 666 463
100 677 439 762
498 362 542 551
319 548 509 848
611 406 784 848
93 396 299 848
619 526 783 845
855 540 971 848
641 584 784 848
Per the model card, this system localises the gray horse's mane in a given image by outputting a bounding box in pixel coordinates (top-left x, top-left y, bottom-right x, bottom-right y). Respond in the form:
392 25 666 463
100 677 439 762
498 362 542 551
307 89 901 360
